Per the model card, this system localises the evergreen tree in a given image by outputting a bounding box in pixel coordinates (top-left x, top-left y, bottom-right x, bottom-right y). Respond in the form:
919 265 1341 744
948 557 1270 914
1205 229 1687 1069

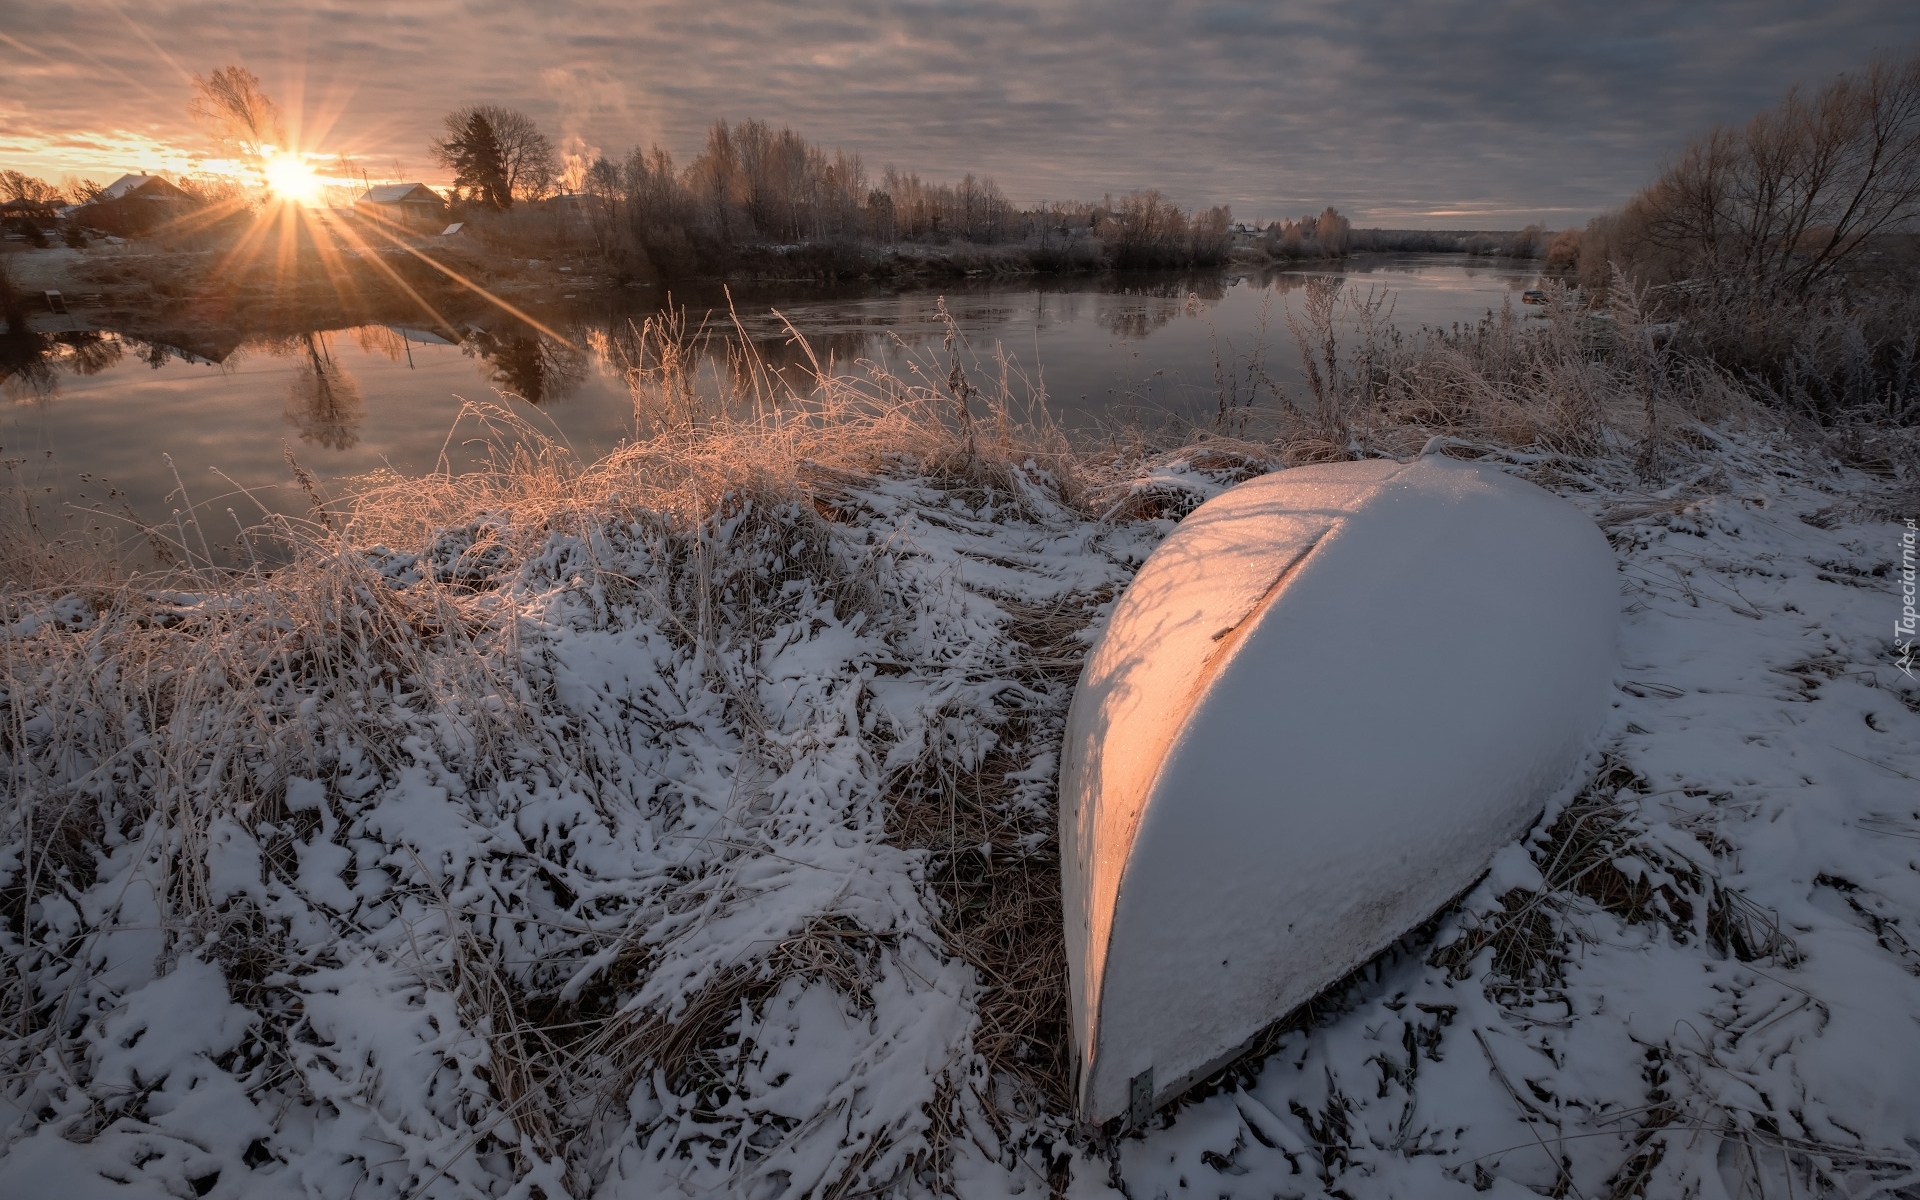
431 105 555 209
444 111 511 210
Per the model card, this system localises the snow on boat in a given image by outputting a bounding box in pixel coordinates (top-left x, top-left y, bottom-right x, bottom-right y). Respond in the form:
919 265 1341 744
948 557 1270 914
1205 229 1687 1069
1060 454 1618 1125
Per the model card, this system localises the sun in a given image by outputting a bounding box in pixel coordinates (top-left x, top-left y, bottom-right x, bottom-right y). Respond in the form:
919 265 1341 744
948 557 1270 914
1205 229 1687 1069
264 151 324 206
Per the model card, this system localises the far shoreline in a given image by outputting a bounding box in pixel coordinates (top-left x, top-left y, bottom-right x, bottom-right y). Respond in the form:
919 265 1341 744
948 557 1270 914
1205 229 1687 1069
2 236 1554 354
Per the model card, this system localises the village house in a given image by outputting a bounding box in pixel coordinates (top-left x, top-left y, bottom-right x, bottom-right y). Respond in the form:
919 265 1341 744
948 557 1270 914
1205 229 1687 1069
76 174 195 234
353 183 446 227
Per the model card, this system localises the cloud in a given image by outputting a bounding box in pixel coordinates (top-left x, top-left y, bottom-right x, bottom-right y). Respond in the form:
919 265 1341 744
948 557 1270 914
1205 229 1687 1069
4 0 1914 224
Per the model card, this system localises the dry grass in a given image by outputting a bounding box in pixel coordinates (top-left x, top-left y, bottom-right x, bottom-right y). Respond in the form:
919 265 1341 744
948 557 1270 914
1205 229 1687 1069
0 287 1828 1193
1269 276 1759 476
883 590 1109 1128
1432 758 1800 997
0 309 1114 1195
331 306 1088 563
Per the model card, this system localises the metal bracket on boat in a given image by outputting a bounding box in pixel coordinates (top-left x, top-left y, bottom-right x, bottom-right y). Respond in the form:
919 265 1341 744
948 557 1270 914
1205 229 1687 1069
1127 1068 1154 1131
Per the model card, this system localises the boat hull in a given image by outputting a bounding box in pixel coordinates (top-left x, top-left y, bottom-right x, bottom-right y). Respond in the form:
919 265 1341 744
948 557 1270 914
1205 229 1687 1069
1060 456 1618 1124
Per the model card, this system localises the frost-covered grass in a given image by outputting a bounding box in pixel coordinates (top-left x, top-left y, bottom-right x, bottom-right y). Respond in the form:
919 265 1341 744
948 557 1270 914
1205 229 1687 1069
1 308 1917 1198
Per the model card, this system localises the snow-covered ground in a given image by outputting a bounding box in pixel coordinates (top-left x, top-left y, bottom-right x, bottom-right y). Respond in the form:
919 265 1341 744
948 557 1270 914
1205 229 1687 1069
1070 436 1920 1199
2 424 1916 1199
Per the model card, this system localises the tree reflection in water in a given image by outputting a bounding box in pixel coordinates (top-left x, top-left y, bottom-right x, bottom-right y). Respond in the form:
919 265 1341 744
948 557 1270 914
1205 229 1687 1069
1 330 126 402
283 332 364 450
462 325 586 405
1096 274 1228 340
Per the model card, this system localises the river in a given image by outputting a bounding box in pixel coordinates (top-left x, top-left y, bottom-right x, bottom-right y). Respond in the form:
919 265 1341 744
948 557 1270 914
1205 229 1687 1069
1 254 1547 537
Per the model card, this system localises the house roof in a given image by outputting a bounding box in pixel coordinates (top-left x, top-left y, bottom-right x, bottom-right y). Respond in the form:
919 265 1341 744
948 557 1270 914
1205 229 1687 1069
97 174 190 202
357 183 442 205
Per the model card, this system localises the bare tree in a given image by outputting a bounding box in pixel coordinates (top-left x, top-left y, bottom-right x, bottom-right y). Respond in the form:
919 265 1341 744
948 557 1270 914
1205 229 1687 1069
1098 190 1194 267
1615 53 1920 302
684 121 748 240
430 105 557 207
581 156 624 257
189 65 284 178
59 176 103 204
1315 206 1352 256
0 171 64 205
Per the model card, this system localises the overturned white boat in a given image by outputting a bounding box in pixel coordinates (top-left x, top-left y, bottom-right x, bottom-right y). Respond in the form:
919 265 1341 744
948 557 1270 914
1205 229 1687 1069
1060 454 1617 1125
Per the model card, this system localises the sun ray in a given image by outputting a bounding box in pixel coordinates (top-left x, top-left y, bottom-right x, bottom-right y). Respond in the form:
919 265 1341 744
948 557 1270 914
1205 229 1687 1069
0 29 55 63
146 194 255 240
45 32 186 114
315 215 466 343
298 209 371 315
97 0 199 88
349 210 579 348
272 198 302 304
211 201 290 283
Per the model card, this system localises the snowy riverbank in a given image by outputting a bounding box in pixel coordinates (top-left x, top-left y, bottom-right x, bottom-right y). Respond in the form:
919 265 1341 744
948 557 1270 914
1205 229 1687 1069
1079 433 1920 1199
1 337 1916 1198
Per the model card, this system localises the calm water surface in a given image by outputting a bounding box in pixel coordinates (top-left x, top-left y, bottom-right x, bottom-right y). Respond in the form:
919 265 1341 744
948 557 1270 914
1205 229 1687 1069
3 254 1545 532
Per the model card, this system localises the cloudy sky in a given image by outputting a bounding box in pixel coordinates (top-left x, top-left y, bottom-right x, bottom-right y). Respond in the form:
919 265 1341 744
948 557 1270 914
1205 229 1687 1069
3 0 1914 226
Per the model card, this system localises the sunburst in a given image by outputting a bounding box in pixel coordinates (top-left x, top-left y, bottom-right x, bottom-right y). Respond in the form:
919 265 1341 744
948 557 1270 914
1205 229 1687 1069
263 151 324 207
138 103 573 351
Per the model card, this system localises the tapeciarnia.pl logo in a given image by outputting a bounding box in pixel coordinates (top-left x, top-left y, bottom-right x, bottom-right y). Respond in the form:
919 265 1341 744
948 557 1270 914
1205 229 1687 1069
1898 518 1917 679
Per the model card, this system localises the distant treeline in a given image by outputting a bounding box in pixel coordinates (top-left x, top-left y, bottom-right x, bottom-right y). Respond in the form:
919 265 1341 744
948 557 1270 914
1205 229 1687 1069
1257 208 1353 259
483 119 1238 280
1346 226 1550 257
6 65 1571 285
1198 208 1549 264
